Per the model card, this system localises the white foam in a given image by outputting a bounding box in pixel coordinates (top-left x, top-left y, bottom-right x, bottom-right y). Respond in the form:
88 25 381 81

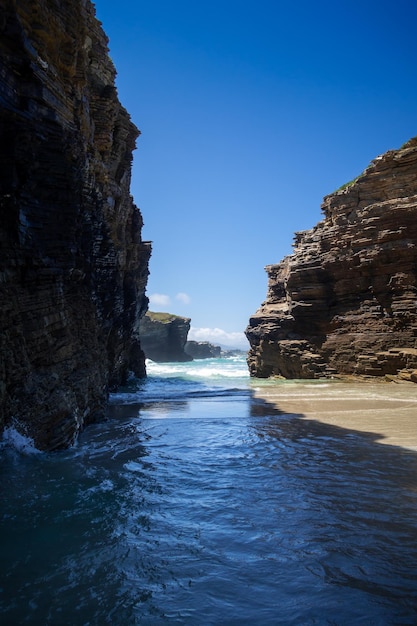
190 366 249 379
146 356 250 380
1 426 41 455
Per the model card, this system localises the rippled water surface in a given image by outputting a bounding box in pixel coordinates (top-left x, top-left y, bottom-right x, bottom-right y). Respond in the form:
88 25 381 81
1 357 417 624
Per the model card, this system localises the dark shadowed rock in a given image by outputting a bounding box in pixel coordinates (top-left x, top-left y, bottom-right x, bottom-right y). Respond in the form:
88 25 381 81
0 0 151 449
246 138 417 382
185 341 221 359
139 312 192 362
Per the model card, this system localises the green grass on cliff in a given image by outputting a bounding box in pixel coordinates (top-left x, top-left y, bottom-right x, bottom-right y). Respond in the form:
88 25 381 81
146 311 184 323
335 174 360 192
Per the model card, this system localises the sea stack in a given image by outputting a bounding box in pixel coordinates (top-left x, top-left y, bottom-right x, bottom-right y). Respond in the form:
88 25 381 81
0 0 151 449
246 138 417 382
139 312 192 362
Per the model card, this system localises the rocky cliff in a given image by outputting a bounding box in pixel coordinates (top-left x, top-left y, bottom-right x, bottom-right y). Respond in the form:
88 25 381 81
0 0 151 449
139 312 192 362
185 341 221 359
246 137 417 382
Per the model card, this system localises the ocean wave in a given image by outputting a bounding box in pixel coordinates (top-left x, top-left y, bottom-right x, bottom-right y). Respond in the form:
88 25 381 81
146 355 250 381
109 378 250 405
108 356 251 406
0 426 41 455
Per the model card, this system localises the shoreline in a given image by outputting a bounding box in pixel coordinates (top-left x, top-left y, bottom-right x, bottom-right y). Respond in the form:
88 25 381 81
250 378 417 451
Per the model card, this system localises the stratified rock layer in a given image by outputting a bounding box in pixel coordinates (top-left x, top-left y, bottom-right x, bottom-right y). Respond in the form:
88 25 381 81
139 312 192 362
0 0 151 449
246 138 417 381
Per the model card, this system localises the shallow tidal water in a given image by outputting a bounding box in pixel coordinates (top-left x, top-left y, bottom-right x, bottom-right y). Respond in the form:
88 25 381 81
1 356 417 625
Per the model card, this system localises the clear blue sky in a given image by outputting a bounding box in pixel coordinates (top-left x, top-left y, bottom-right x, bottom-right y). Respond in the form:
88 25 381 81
94 0 417 349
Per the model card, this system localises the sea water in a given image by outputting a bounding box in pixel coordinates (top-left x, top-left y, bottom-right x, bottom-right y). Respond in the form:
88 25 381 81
1 355 417 625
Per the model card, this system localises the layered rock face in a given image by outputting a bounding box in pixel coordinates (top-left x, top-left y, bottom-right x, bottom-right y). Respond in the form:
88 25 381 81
0 0 151 449
246 138 417 381
139 312 192 362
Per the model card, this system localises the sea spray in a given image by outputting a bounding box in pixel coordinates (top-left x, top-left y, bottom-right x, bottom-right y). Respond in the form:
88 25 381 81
1 425 41 455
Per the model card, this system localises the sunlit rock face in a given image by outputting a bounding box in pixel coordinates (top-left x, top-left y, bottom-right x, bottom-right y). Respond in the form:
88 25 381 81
246 138 417 381
139 312 192 363
0 0 151 449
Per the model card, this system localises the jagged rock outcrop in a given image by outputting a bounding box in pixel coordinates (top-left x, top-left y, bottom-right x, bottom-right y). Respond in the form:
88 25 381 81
0 0 151 449
139 312 192 362
185 341 221 359
246 137 417 381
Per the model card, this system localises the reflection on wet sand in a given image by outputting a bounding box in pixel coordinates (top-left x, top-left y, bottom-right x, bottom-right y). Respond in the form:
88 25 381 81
250 379 417 450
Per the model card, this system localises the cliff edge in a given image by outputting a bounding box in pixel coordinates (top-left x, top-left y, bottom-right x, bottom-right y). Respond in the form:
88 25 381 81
0 0 151 449
246 137 417 382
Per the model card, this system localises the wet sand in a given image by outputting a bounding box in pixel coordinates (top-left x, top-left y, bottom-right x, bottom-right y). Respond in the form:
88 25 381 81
251 379 417 450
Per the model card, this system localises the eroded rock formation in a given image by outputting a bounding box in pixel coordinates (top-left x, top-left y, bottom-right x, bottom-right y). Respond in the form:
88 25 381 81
0 0 151 449
185 341 221 359
246 137 417 381
139 312 192 362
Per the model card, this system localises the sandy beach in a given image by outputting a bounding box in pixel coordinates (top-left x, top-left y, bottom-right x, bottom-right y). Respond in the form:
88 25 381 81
251 379 417 451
